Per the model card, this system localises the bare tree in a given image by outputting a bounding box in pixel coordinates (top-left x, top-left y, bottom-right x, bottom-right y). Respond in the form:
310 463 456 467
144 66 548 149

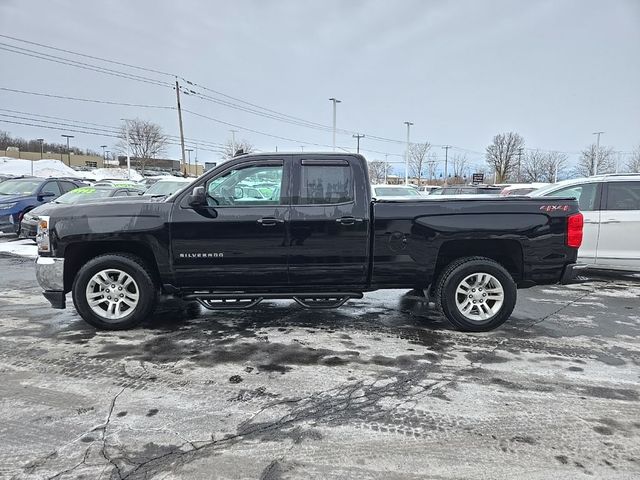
368 160 392 183
485 132 524 183
626 145 640 173
221 139 255 161
408 142 431 184
540 151 568 182
117 119 168 174
521 149 547 182
451 153 469 181
575 144 615 177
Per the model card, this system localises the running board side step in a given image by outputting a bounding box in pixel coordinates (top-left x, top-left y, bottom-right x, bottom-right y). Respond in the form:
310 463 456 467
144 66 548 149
183 292 363 310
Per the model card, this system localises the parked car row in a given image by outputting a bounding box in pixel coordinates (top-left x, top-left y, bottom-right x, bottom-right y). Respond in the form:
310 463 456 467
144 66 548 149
0 175 195 237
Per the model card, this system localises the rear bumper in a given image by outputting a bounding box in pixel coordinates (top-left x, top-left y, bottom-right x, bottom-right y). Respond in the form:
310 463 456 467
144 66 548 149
560 263 585 284
35 256 66 309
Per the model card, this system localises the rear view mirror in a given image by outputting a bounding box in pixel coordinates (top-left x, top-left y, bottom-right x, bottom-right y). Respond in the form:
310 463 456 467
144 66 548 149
187 186 206 206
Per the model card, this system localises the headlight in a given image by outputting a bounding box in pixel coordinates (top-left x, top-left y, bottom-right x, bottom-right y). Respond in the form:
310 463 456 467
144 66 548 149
36 215 51 253
23 212 36 222
0 202 17 210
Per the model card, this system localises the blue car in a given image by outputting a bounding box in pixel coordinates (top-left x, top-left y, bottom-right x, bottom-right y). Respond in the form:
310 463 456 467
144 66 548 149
0 177 82 234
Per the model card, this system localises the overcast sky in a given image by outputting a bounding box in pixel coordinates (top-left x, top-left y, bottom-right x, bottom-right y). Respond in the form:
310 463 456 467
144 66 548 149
1 0 638 172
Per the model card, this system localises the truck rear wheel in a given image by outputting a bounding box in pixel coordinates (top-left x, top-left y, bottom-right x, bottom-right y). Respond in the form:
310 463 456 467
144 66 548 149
435 256 516 332
72 254 157 330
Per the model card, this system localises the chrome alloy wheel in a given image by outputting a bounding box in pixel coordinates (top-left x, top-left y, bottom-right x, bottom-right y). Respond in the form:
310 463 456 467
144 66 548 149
454 272 504 322
85 269 139 321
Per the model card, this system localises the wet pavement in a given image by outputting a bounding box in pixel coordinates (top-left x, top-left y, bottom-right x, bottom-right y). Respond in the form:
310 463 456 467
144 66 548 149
0 254 639 479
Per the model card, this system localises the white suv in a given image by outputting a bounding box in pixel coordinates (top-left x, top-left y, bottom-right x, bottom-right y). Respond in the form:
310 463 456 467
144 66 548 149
531 174 640 272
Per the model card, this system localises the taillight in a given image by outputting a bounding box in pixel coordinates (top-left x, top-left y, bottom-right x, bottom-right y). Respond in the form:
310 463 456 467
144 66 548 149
567 213 583 248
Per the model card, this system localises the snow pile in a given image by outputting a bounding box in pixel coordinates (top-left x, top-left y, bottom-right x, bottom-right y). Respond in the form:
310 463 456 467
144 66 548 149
0 239 37 258
82 168 143 182
0 157 81 178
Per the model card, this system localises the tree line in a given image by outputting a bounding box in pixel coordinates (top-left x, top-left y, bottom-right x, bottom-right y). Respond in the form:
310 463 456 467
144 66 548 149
368 132 640 184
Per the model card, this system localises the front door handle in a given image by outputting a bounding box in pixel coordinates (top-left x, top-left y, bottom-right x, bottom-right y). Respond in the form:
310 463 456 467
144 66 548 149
257 217 284 227
336 216 363 226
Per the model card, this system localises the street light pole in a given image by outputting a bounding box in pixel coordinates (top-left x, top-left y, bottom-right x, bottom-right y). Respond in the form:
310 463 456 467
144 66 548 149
185 148 193 176
61 134 74 167
404 121 413 185
229 130 238 157
352 133 364 154
384 153 388 184
329 98 341 152
442 145 451 186
593 131 604 175
100 144 107 165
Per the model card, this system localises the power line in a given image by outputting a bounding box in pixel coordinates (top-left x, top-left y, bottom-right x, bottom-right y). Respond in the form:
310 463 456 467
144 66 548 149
0 108 226 150
0 44 170 88
0 33 176 78
0 86 176 109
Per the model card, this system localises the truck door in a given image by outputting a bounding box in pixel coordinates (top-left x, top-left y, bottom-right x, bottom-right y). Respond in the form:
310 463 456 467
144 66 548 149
596 181 640 270
288 157 370 287
170 158 290 288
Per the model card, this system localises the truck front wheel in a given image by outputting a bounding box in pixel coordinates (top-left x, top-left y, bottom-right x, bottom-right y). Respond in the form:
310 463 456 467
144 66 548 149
72 254 157 330
435 256 516 332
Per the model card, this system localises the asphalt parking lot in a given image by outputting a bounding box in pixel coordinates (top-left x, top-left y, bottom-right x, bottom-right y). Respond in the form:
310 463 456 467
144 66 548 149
0 250 639 479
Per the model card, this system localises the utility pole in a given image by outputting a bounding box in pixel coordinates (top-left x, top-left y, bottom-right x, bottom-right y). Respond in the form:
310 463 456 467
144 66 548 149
61 134 74 167
300 146 305 152
329 97 341 152
353 133 364 154
121 119 132 179
100 144 107 166
404 121 413 185
384 153 388 184
175 78 187 176
516 147 524 182
37 138 44 159
442 145 451 186
185 148 193 176
593 131 604 175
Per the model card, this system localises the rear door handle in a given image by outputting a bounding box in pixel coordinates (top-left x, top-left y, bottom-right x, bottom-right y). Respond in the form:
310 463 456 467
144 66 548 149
336 216 363 226
601 219 621 224
257 217 284 227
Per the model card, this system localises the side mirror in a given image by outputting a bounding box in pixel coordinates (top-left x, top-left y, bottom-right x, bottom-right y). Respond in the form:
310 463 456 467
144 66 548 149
38 191 56 201
234 186 244 199
187 186 206 206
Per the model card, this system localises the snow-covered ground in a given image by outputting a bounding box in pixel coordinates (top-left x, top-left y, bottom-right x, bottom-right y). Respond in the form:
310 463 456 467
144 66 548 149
82 167 143 181
0 238 37 258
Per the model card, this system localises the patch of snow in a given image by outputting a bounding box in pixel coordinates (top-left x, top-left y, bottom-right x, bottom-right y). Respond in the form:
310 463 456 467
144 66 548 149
0 157 80 178
82 168 143 182
0 239 37 258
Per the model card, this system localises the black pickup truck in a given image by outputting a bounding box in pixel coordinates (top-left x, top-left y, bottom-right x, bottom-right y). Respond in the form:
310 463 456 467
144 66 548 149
35 153 583 332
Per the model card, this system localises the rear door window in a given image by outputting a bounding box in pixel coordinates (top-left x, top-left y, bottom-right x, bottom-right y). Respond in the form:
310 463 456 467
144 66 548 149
605 182 640 210
296 163 353 204
59 181 78 193
548 183 599 211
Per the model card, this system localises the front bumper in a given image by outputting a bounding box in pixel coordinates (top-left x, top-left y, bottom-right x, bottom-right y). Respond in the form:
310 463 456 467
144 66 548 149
0 214 17 233
35 256 66 309
19 220 37 239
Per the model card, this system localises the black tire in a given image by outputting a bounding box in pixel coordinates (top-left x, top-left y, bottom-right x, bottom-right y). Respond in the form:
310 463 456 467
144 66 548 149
435 256 516 332
72 253 158 330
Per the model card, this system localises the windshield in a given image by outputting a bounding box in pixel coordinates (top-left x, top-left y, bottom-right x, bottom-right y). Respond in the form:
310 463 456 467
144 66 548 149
55 187 114 204
146 180 191 196
0 179 42 195
530 182 581 197
374 187 421 197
